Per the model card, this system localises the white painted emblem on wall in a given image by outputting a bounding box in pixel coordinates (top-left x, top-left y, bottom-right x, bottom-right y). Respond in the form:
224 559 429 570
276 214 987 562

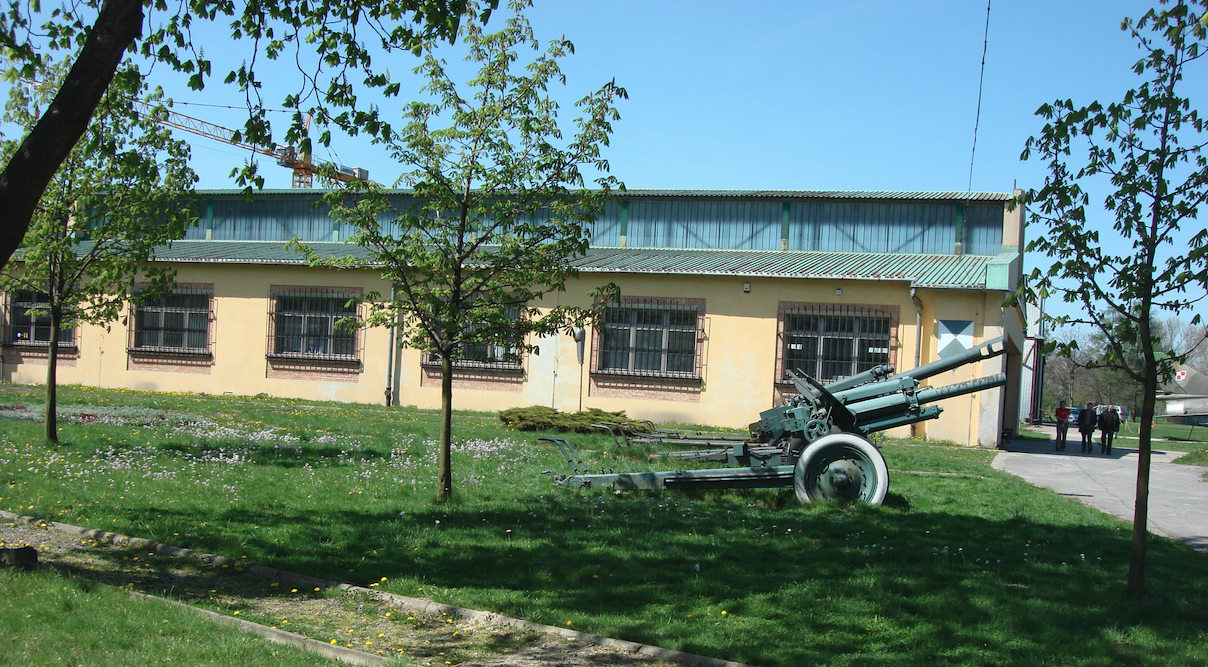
937 320 975 359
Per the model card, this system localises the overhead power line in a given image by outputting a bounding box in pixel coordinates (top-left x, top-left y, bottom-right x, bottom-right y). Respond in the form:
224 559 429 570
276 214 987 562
968 0 991 192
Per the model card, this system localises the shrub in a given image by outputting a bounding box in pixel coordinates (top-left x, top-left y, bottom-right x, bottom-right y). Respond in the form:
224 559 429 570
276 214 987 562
498 406 648 433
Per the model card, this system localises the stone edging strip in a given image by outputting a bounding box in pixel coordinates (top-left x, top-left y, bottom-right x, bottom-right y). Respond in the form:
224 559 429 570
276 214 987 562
1 510 755 667
129 590 389 666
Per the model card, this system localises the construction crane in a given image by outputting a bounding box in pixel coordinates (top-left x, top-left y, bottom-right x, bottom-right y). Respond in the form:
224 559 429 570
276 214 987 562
132 101 369 188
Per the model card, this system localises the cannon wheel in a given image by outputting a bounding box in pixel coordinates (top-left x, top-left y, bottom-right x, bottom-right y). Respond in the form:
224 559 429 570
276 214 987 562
793 433 888 505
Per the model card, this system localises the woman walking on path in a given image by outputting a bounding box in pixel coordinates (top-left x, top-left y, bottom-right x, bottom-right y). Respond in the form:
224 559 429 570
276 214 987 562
1055 400 1071 451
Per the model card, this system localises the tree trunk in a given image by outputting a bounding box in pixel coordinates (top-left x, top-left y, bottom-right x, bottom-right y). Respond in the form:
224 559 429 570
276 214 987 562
44 306 61 443
0 0 145 271
436 353 454 500
1126 371 1158 597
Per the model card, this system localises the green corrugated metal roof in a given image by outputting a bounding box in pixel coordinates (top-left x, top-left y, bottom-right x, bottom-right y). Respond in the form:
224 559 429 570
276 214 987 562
195 188 1013 202
152 241 1002 289
573 247 996 288
610 189 1012 201
151 241 372 264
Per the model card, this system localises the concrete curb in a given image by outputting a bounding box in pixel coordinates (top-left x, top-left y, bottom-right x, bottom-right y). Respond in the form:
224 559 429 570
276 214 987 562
1 510 754 667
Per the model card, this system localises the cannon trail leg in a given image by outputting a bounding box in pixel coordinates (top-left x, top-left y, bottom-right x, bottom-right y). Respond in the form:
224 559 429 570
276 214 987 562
793 433 889 505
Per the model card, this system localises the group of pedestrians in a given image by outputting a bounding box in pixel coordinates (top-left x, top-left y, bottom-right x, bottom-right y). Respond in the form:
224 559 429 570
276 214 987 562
1054 400 1121 454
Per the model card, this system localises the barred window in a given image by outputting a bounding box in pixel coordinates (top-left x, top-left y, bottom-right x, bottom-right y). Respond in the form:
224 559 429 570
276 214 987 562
6 290 74 347
424 303 524 369
599 299 702 378
268 289 360 361
132 291 211 353
779 304 895 384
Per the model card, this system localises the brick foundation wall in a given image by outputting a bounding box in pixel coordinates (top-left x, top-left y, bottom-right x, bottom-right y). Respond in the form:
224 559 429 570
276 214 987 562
420 366 524 392
2 345 79 368
589 374 702 403
266 357 361 383
127 353 213 375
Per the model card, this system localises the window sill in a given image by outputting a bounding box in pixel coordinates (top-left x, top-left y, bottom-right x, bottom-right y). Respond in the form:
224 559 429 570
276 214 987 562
267 353 360 364
128 347 212 358
591 369 701 382
4 342 78 351
422 361 524 373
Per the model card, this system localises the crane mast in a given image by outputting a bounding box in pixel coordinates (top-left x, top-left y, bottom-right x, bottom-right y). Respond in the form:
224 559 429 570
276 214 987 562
132 102 368 188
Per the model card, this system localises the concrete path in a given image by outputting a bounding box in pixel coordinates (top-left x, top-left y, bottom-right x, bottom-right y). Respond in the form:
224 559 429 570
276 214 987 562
993 424 1208 554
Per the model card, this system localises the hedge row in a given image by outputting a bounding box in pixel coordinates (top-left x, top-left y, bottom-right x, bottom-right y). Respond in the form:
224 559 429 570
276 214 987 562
497 406 650 434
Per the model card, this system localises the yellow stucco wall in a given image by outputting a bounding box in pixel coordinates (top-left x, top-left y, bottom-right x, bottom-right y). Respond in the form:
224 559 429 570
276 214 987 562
2 263 1023 447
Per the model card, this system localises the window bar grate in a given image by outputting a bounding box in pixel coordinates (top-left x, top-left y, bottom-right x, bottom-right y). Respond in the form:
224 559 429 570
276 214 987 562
5 289 76 348
129 286 213 354
266 287 362 362
777 303 897 386
595 297 704 379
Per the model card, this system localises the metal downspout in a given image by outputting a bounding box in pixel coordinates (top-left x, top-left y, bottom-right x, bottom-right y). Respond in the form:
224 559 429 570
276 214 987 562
385 285 397 406
911 286 924 438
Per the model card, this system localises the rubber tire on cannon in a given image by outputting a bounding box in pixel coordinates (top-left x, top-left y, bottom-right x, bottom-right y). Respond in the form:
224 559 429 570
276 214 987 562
792 433 889 505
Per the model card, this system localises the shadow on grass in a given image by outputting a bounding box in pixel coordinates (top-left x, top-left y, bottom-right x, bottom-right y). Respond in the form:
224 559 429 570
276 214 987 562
121 489 1208 667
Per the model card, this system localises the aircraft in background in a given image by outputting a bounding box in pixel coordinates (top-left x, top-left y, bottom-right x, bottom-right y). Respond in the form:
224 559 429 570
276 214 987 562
1155 363 1208 424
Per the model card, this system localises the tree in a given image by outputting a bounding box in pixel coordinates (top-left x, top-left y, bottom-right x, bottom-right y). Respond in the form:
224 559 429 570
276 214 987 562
0 0 496 274
0 59 196 443
1041 329 1094 410
1158 315 1208 373
1019 0 1208 597
295 1 625 500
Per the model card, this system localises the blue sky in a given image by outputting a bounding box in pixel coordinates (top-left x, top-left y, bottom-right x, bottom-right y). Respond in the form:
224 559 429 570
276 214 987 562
165 0 1182 196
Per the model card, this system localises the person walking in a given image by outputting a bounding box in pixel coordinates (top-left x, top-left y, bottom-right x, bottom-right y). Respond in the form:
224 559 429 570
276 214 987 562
1054 400 1071 451
1099 405 1121 455
1078 402 1097 453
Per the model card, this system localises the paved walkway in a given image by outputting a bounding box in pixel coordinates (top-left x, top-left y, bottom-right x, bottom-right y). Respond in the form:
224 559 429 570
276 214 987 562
993 424 1208 553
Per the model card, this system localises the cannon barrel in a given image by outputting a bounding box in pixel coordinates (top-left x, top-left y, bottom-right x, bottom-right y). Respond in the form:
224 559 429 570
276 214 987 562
896 336 1005 382
915 372 1007 404
832 375 919 405
840 373 1007 423
824 364 895 393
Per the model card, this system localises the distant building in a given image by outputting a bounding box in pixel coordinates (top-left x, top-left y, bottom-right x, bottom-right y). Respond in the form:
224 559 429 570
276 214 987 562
2 188 1026 447
1021 296 1047 423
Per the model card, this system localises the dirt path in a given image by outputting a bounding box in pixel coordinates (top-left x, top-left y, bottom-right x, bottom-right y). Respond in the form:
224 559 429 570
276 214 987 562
1 520 691 667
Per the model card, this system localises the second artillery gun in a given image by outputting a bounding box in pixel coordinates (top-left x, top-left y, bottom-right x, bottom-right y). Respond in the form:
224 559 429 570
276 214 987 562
547 337 1008 505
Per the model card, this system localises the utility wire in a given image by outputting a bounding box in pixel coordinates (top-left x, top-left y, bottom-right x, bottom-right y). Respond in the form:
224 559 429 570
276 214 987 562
968 0 991 192
170 100 295 114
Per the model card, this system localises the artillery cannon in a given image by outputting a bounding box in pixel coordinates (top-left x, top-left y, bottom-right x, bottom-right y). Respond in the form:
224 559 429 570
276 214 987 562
548 337 1008 505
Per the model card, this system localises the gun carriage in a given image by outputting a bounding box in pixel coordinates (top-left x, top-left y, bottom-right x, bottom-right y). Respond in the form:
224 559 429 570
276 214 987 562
547 337 1008 505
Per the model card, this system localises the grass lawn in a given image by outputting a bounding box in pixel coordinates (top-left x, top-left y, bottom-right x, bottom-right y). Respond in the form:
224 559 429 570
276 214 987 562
0 567 339 667
1118 420 1208 450
2 384 1207 667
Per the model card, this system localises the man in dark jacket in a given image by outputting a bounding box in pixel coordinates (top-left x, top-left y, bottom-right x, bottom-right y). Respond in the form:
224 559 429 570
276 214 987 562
1077 403 1097 453
1099 405 1121 455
